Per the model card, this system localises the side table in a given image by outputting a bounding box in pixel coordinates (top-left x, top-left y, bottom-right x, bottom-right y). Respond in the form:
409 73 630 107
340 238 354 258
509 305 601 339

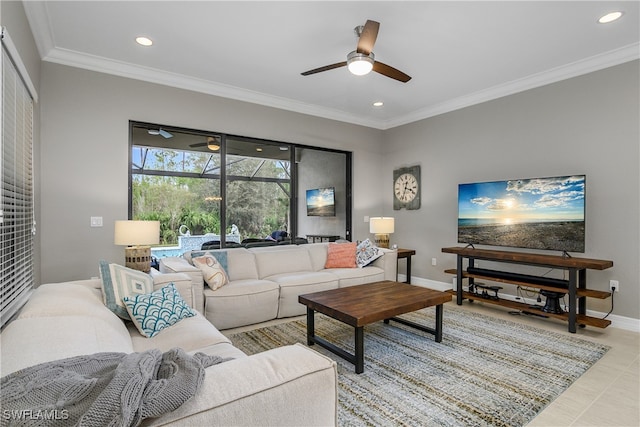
396 248 416 283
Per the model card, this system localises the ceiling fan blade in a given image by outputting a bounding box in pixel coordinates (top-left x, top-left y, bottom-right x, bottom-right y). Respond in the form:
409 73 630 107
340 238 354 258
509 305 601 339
356 20 380 55
159 129 173 139
189 142 207 148
301 61 347 76
372 61 412 83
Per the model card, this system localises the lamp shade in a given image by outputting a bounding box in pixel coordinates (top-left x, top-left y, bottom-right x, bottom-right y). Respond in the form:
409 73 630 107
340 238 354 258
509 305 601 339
114 220 160 246
369 217 395 234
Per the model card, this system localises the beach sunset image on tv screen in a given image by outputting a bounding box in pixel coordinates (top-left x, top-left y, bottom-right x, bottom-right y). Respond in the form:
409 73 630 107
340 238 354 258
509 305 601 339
458 175 585 252
306 187 336 216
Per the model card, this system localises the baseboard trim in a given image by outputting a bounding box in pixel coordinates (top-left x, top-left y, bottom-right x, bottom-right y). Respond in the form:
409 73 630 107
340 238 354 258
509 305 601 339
406 276 640 333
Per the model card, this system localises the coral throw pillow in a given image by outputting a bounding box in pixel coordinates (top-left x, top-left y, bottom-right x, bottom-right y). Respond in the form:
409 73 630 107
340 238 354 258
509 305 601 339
324 242 357 269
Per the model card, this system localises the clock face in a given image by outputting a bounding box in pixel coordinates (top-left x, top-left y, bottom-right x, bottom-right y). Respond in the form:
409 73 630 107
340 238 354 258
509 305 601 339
394 173 418 203
393 166 421 210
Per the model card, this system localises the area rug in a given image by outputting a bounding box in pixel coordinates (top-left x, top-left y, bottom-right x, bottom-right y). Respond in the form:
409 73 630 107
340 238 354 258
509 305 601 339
228 306 609 427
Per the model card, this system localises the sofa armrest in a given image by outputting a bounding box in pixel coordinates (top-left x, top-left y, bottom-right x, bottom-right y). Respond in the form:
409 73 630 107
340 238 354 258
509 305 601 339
159 257 203 286
143 344 337 426
371 248 398 281
149 269 204 314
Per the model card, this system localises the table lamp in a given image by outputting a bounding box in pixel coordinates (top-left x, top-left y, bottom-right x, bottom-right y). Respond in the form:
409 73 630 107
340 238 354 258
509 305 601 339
114 220 160 272
369 217 394 248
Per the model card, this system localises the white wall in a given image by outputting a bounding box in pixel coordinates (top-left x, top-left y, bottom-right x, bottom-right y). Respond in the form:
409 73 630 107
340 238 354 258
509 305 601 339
39 63 385 282
384 60 639 319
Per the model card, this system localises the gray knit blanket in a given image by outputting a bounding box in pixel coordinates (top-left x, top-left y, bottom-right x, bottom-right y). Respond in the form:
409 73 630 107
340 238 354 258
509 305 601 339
1 348 227 427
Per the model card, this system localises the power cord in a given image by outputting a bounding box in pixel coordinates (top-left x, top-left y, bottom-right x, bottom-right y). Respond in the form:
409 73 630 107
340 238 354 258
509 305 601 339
603 286 615 319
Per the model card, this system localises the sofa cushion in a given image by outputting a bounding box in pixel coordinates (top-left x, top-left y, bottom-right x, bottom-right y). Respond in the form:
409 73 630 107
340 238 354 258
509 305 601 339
304 243 329 271
0 316 134 377
331 266 386 287
124 283 197 338
356 239 384 267
99 260 154 320
269 272 339 318
128 312 240 357
192 254 229 290
17 282 131 336
324 242 357 268
203 280 279 330
253 247 313 278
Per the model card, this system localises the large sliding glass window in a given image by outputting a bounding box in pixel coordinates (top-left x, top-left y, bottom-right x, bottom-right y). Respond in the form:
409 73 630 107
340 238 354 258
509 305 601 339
225 137 291 240
129 121 351 257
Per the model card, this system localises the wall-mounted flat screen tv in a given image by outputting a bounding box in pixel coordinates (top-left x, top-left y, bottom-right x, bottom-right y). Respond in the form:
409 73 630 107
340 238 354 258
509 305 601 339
306 187 336 217
458 175 585 253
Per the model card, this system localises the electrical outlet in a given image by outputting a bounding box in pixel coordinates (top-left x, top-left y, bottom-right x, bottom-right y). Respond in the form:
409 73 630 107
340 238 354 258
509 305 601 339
609 280 619 292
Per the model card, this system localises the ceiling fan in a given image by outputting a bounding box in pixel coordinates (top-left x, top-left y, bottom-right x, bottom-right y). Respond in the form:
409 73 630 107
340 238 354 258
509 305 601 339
301 20 411 83
147 128 173 138
190 136 221 151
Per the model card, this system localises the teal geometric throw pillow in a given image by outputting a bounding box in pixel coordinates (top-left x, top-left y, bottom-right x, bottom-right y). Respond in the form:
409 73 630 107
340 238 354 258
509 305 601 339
123 283 197 338
99 260 153 320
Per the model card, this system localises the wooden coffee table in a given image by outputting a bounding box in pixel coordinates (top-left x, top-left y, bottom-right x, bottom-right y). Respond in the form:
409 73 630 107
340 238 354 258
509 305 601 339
298 281 452 373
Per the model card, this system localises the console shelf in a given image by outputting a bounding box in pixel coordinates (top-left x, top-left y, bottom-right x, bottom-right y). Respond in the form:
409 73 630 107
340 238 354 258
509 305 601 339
442 247 613 333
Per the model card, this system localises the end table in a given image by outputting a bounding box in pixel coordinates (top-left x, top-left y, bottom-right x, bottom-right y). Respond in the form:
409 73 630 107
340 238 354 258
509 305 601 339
396 248 416 283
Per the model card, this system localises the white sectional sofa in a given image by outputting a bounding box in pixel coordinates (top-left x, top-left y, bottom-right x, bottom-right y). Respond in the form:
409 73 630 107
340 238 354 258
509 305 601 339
159 242 398 330
0 273 338 426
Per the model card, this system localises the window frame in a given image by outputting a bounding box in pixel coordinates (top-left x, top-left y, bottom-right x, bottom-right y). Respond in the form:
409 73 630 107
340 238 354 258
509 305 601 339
128 121 353 246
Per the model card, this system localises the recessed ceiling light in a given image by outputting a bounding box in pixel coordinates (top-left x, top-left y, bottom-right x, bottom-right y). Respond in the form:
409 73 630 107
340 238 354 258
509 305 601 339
135 36 153 46
598 11 624 24
373 101 384 107
256 147 263 152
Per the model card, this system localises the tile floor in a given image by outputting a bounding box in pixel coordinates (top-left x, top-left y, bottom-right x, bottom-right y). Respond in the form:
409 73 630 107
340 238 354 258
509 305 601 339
225 300 640 427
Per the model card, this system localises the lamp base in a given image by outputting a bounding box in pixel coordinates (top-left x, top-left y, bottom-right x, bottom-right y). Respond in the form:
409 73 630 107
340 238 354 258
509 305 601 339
124 246 151 273
374 234 390 249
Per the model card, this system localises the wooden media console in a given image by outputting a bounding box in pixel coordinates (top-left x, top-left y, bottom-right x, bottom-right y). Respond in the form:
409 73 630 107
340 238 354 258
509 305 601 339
441 247 613 333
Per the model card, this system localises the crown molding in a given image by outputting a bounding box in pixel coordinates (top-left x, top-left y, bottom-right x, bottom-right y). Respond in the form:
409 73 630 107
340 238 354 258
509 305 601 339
382 42 640 130
22 1 55 59
44 42 637 131
42 47 383 129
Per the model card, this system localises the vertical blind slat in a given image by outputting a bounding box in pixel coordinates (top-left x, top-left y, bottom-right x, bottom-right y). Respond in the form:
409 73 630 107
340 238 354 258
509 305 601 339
1 42 35 328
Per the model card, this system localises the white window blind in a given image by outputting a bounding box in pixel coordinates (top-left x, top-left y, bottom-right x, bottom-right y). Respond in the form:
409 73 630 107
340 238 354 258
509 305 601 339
1 29 35 328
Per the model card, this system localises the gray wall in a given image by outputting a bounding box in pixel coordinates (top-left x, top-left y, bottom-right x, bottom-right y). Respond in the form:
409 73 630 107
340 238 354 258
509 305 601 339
39 63 385 282
297 148 347 238
384 61 639 320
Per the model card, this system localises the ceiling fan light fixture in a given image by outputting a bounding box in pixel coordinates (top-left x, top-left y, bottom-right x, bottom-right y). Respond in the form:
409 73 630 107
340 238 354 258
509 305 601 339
347 51 374 76
206 137 220 151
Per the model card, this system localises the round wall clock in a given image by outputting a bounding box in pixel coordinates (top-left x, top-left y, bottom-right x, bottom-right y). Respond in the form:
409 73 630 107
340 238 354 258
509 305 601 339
393 165 421 210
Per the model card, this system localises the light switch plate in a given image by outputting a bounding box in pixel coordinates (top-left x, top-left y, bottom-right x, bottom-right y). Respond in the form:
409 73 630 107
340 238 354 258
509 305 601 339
90 216 103 227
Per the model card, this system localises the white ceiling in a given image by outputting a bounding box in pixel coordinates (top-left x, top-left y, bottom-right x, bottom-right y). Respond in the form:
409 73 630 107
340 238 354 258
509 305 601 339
23 1 640 130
